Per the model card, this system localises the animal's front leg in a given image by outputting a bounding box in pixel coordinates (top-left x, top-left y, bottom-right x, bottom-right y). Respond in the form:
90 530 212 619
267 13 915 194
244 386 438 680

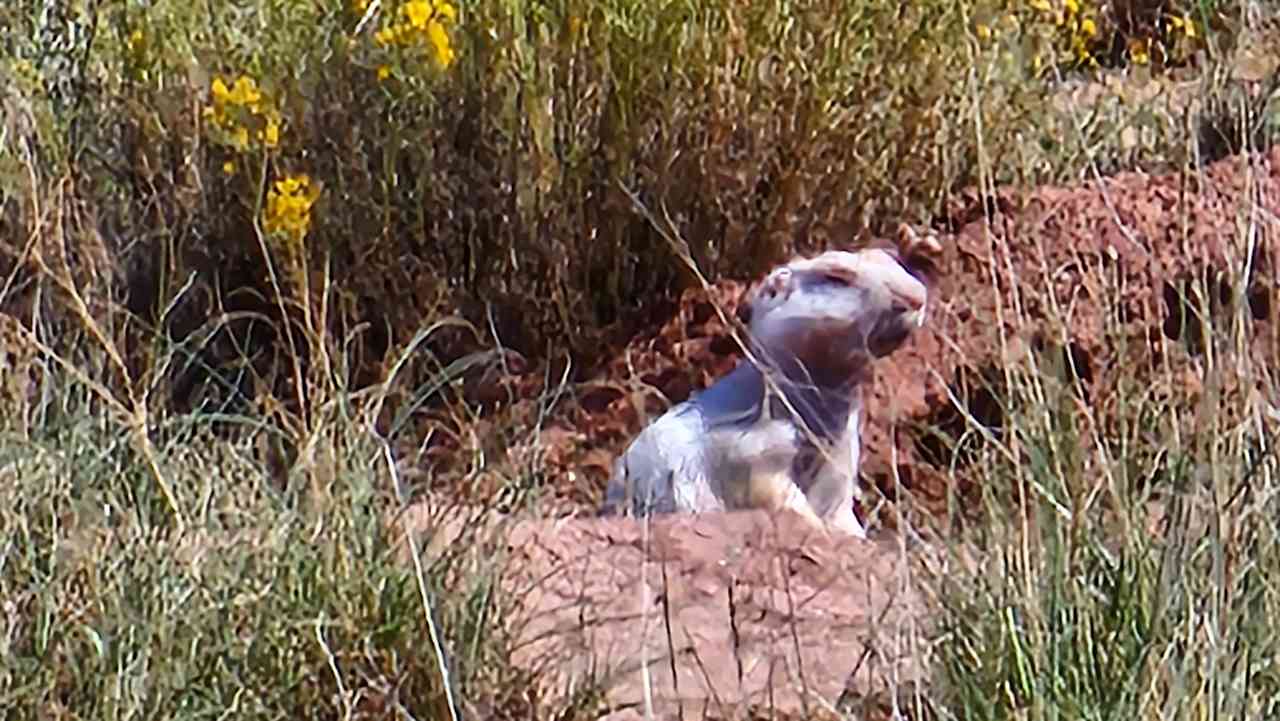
803 460 865 538
801 414 867 539
745 468 826 531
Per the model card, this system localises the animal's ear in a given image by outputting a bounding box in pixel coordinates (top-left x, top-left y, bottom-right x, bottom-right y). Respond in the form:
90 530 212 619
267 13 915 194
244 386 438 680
896 223 943 286
740 265 793 326
760 267 792 299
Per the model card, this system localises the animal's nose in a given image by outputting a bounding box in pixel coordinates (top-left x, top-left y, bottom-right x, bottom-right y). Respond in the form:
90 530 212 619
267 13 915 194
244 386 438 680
890 289 927 330
892 287 927 313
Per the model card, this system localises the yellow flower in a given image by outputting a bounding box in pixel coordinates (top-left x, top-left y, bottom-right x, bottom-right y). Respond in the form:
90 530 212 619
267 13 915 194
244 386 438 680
205 72 285 152
1072 36 1094 64
1129 38 1150 65
372 0 457 68
976 23 992 41
1029 0 1051 13
1170 14 1197 38
264 174 320 241
1080 17 1097 37
222 160 236 175
229 75 262 108
211 76 231 104
1064 0 1079 16
127 29 145 56
404 0 432 29
377 64 392 81
276 176 303 195
260 119 280 148
428 20 455 67
375 27 396 46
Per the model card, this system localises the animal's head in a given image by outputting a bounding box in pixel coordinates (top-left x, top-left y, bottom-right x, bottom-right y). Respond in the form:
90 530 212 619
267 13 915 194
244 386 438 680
740 227 939 385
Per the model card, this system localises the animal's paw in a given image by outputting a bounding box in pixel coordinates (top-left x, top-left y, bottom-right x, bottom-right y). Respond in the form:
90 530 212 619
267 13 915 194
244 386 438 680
825 505 869 540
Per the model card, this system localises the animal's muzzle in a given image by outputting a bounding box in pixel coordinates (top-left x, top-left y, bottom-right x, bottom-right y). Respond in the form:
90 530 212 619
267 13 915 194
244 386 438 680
866 310 921 357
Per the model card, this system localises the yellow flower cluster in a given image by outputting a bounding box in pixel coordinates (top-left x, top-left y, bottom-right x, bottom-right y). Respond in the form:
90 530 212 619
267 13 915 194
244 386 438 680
1032 0 1100 66
263 174 321 243
375 0 458 69
1167 13 1198 39
126 29 146 59
202 75 282 153
978 1 1204 71
975 0 1100 71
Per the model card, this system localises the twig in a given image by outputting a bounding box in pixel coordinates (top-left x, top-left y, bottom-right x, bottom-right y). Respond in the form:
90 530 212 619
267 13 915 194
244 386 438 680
378 438 462 721
727 578 745 692
640 509 655 720
315 618 354 720
776 547 812 718
353 0 382 36
682 629 731 718
659 554 684 720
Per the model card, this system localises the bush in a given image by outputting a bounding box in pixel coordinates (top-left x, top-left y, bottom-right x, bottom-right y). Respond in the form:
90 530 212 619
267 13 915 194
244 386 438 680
0 0 1063 392
4 0 1263 402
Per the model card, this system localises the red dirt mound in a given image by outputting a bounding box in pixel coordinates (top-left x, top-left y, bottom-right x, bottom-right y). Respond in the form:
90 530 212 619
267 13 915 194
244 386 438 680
398 506 930 719
488 147 1280 522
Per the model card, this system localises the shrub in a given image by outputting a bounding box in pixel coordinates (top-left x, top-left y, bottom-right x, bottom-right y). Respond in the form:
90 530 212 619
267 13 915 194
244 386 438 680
0 0 1067 398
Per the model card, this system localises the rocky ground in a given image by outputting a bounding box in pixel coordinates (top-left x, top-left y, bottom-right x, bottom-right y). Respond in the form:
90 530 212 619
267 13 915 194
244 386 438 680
403 147 1280 718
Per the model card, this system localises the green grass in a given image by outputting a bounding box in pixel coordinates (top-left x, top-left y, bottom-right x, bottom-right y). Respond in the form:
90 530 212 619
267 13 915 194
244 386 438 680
922 263 1280 719
0 382 537 718
2 0 1279 718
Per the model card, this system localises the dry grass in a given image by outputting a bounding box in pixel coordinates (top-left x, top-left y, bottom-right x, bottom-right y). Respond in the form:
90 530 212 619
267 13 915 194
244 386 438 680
917 165 1280 719
1 0 1278 718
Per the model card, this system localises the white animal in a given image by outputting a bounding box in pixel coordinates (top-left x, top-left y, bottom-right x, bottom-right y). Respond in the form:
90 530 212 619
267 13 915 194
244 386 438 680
600 233 936 538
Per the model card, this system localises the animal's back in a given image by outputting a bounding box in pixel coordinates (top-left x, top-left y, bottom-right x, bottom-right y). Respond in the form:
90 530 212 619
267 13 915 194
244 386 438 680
602 401 711 515
602 363 769 517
